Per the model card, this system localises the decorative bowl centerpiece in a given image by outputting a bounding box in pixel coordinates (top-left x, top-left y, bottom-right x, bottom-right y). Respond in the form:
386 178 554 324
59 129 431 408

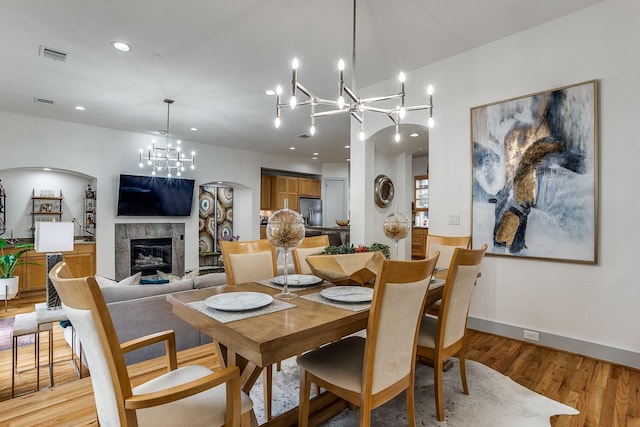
335 219 350 227
266 200 305 299
305 242 390 285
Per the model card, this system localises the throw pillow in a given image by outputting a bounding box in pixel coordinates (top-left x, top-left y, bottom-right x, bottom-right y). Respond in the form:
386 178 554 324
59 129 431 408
140 278 170 285
157 270 182 282
94 272 142 289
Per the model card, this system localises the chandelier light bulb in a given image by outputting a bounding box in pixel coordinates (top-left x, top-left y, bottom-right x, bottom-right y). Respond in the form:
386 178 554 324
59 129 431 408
276 85 282 95
310 124 316 136
290 95 297 109
147 160 152 166
151 170 156 176
138 161 144 168
399 72 406 83
167 172 172 178
167 143 172 148
338 59 345 71
428 117 435 128
190 164 195 170
427 85 434 95
338 96 345 109
399 106 406 120
292 57 299 70
395 132 400 143
177 140 181 145
176 146 181 152
274 117 281 128
359 130 365 141
177 171 181 177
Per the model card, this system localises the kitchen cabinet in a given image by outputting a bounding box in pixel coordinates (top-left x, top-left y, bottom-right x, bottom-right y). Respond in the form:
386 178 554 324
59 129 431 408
298 178 321 198
274 176 298 210
260 176 273 210
5 243 96 293
411 227 428 259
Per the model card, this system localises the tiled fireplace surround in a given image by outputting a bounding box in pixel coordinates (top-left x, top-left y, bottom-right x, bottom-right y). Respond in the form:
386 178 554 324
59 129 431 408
115 223 185 281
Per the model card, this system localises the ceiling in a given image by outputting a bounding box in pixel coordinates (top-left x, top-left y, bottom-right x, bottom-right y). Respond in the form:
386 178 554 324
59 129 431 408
0 0 603 164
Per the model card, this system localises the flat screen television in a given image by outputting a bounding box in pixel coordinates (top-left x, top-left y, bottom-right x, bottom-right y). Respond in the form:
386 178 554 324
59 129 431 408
117 174 195 216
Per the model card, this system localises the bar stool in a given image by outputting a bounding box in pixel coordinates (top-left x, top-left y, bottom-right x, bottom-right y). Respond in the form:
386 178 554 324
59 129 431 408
11 312 53 397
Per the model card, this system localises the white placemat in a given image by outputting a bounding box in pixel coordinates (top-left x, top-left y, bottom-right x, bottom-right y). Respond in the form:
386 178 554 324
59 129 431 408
254 278 330 292
301 291 371 312
187 298 296 323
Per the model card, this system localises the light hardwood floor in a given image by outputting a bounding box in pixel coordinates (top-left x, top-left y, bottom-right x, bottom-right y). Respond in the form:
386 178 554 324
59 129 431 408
1 293 638 426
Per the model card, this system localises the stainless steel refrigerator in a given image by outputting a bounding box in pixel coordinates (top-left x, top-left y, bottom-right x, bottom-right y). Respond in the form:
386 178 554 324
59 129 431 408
299 197 322 226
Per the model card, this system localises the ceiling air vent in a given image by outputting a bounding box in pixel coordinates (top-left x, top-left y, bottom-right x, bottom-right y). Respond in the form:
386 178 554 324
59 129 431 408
39 45 69 62
297 134 311 139
34 97 55 105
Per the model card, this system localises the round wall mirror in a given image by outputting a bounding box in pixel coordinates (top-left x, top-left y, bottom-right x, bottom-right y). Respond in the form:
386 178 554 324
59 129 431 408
374 174 394 208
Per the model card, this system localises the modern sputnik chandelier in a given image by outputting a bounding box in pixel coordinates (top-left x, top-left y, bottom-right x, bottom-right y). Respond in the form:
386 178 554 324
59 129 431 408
271 0 434 143
138 99 196 177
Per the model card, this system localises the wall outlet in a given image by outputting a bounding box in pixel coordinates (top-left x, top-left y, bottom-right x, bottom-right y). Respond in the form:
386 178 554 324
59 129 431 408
523 330 540 341
448 213 460 225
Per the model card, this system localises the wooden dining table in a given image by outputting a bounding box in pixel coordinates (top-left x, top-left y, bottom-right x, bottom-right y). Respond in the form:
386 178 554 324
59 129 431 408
166 271 446 426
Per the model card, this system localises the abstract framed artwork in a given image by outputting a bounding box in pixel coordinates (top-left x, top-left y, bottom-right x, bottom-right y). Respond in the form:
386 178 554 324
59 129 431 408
471 80 598 263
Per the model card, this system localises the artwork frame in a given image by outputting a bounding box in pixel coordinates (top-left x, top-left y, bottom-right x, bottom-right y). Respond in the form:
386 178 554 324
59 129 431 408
471 80 598 264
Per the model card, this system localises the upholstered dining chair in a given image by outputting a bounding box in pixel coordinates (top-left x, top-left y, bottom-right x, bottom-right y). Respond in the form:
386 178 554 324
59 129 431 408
48 261 253 427
219 239 278 285
416 244 487 421
425 234 471 271
424 234 471 315
219 238 279 420
297 254 439 427
292 234 330 275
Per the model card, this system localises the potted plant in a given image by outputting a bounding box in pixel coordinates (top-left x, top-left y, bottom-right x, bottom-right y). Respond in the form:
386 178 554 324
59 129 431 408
0 237 36 300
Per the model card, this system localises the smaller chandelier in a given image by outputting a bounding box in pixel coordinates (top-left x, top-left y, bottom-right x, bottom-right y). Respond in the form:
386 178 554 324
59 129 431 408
138 99 196 177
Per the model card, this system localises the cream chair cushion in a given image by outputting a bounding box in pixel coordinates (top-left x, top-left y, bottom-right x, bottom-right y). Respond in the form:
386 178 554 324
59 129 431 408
134 365 253 426
228 251 275 283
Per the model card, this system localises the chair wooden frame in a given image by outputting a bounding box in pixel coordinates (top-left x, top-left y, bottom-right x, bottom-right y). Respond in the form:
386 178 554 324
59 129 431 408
298 254 439 427
49 262 251 427
219 239 279 421
292 235 330 275
416 244 487 421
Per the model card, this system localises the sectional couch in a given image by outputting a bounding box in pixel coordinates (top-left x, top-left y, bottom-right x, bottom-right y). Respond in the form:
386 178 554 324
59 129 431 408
64 272 227 365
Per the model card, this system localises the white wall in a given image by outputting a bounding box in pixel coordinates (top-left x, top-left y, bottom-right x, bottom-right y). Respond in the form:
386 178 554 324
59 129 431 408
0 111 321 278
348 0 639 366
394 0 638 364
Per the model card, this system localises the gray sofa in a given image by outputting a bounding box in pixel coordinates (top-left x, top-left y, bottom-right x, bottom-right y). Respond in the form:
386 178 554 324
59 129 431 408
65 272 227 365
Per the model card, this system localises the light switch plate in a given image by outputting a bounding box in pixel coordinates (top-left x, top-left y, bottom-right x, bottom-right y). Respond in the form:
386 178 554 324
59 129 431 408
448 213 460 225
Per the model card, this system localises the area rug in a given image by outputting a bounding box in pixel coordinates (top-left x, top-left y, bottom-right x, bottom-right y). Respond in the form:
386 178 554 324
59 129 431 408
250 357 579 426
0 317 35 351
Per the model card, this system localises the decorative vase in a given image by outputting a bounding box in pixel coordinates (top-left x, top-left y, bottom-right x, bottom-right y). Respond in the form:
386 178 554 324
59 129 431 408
266 199 305 299
383 206 410 259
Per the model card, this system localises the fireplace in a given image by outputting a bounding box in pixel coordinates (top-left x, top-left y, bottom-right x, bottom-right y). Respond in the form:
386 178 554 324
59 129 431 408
131 238 172 276
114 223 185 281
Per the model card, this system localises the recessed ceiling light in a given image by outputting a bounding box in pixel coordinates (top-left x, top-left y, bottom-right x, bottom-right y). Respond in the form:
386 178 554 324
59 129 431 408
346 158 351 162
190 127 198 131
74 105 86 111
344 145 350 149
312 157 318 160
111 41 131 52
289 147 295 150
217 181 224 184
265 89 276 96
42 167 52 171
410 132 419 137
313 152 319 156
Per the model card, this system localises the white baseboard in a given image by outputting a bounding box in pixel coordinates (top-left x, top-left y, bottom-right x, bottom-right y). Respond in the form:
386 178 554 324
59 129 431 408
468 316 640 370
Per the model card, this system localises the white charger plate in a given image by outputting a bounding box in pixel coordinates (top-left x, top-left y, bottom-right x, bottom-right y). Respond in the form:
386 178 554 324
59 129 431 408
320 286 373 303
204 292 273 312
272 274 323 287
